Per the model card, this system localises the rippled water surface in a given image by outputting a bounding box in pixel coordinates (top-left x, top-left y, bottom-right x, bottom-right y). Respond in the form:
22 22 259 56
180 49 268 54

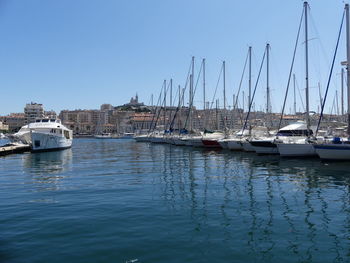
1 139 350 263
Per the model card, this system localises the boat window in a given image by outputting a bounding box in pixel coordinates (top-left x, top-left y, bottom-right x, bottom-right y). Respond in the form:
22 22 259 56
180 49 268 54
50 119 55 122
42 119 49 122
35 120 40 122
277 129 313 136
64 130 70 139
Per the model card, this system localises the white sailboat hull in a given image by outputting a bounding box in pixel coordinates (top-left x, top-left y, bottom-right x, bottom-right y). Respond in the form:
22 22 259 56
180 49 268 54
315 144 350 160
218 140 229 149
227 140 243 150
241 141 256 152
249 139 279 154
173 138 186 146
277 143 316 157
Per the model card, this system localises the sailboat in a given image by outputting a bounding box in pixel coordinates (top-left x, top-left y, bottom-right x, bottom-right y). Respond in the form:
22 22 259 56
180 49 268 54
276 1 317 157
314 3 350 160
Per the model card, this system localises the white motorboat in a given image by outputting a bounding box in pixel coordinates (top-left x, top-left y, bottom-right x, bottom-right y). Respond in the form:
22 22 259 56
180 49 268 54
8 124 31 144
29 119 73 152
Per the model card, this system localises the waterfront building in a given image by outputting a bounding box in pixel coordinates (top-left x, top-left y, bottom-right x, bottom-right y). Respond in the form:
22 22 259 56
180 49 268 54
0 121 9 132
24 102 44 124
0 113 25 132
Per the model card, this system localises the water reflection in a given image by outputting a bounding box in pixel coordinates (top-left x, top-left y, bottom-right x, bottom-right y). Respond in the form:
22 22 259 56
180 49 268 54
23 149 73 176
153 146 350 262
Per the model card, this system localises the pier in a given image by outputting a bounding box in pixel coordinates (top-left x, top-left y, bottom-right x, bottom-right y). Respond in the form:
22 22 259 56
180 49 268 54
0 144 31 156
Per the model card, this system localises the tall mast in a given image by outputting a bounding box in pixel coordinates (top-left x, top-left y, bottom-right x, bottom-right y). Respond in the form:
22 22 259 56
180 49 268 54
223 61 226 132
170 79 173 107
293 74 297 114
178 85 181 131
336 90 339 115
341 68 344 116
164 79 167 128
223 61 226 111
169 78 173 129
190 56 195 132
266 43 270 115
203 58 206 130
304 1 311 134
249 46 252 108
203 58 206 111
346 3 350 135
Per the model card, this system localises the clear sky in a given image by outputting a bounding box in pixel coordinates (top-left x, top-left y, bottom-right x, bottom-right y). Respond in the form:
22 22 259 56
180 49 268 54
0 0 348 115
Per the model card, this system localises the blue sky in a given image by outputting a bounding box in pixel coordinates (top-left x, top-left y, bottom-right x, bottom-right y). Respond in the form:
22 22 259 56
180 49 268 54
0 0 347 115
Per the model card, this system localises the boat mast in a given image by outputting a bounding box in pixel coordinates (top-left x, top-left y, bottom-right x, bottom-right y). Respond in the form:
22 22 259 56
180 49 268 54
248 46 252 135
203 58 206 130
293 74 297 114
304 1 311 135
223 61 226 132
170 79 173 108
178 85 181 131
346 3 350 135
266 43 270 122
341 68 344 116
190 56 194 132
164 79 167 129
248 46 252 112
223 61 226 111
203 58 206 111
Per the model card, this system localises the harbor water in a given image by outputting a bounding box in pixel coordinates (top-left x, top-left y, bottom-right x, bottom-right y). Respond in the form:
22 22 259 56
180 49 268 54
1 138 350 262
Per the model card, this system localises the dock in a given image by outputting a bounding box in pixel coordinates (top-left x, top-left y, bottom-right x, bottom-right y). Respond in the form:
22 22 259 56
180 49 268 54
0 144 31 156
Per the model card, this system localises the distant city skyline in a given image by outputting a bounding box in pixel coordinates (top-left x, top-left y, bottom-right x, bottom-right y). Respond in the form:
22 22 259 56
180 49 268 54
0 0 348 115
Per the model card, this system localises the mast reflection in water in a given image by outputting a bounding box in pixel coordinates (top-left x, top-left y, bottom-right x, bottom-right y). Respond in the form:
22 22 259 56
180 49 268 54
0 139 350 262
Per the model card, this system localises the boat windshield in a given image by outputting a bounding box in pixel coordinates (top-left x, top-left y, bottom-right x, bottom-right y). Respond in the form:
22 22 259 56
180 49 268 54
276 129 313 136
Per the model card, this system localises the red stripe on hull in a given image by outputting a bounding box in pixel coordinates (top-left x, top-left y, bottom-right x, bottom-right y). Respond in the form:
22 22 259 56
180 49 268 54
201 140 222 148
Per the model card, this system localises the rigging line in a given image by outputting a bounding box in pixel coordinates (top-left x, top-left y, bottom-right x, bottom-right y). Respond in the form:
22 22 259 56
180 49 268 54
234 49 249 125
151 81 168 132
167 59 193 132
242 49 267 134
330 92 336 116
277 7 304 133
161 80 173 129
166 86 179 131
154 79 173 131
309 6 340 92
316 9 345 136
204 63 224 131
295 77 306 112
209 63 224 110
148 83 165 132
